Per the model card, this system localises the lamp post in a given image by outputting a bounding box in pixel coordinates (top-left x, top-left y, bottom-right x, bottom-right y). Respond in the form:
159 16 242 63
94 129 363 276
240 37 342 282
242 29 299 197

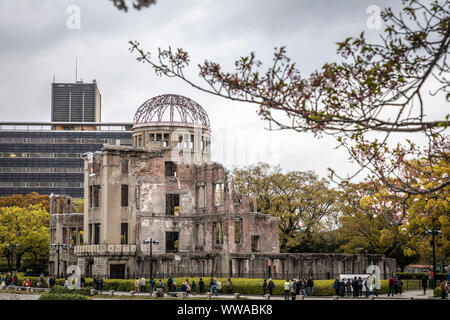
5 243 19 274
143 238 159 294
51 242 67 278
425 227 442 290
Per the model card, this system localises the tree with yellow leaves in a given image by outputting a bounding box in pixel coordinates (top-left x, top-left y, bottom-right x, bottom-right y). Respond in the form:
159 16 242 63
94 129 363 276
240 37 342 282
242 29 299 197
0 205 49 272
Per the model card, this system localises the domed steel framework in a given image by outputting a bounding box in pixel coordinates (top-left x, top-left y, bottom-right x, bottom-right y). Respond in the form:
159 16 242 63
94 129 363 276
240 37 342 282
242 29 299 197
133 94 210 127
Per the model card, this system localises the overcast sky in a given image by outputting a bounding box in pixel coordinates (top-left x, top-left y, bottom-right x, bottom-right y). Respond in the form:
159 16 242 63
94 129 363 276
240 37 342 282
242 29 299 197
0 0 418 180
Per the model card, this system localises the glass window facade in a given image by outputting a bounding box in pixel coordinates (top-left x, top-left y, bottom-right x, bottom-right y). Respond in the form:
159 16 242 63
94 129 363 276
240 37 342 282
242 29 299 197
0 128 132 197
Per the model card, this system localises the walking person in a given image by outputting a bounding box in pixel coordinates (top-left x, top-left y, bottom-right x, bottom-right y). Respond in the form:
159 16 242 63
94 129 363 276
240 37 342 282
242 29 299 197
421 275 428 295
167 276 173 292
439 280 447 299
150 278 156 295
388 274 395 297
333 277 340 296
352 277 358 298
217 280 223 295
307 275 314 296
395 276 403 295
39 273 45 287
357 277 363 296
262 279 268 295
226 278 232 294
283 280 290 300
199 278 204 294
290 279 296 300
346 279 352 298
141 276 146 293
191 279 196 295
364 277 371 298
134 277 140 293
339 278 346 298
268 278 275 296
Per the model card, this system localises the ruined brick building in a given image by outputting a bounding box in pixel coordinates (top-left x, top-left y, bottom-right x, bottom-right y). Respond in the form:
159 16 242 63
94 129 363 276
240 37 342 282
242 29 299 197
66 94 396 279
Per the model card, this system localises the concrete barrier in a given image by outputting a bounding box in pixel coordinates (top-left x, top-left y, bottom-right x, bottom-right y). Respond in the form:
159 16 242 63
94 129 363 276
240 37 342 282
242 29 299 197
129 291 135 296
109 290 114 296
91 289 96 295
206 292 212 300
295 295 304 300
332 296 339 300
264 294 270 300
178 292 186 299
234 293 240 300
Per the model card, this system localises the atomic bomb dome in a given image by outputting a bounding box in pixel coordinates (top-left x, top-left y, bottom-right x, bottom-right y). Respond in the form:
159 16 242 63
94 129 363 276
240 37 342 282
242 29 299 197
131 94 211 163
133 94 210 127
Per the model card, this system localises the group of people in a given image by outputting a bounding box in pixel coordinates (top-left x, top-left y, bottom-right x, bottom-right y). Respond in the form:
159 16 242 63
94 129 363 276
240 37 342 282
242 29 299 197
283 276 314 300
132 276 235 296
387 273 403 296
0 272 59 289
0 273 18 288
333 274 381 298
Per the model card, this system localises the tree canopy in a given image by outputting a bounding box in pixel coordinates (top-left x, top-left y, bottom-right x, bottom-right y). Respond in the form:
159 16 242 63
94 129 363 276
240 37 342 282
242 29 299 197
0 205 50 272
129 0 449 199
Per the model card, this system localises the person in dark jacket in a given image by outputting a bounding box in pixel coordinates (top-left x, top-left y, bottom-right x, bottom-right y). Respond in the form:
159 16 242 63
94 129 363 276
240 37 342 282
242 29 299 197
357 277 363 296
421 275 428 295
388 275 395 296
295 279 301 296
346 279 352 298
352 277 358 297
268 278 275 296
307 276 314 296
262 279 268 295
199 278 205 294
339 279 346 297
167 277 173 292
333 277 340 296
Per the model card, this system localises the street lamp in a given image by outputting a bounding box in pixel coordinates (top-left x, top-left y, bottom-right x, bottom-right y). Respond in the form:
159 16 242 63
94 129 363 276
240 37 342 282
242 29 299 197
51 242 68 278
5 243 19 274
143 238 159 294
425 227 442 289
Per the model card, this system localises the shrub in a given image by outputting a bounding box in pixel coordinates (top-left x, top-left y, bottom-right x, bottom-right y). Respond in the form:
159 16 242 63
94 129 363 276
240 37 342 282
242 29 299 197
50 285 94 296
397 272 446 280
433 287 442 297
39 293 91 300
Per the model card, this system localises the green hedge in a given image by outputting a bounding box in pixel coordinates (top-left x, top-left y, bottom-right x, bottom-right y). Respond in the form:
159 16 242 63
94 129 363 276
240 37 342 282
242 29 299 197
92 278 389 296
50 285 94 296
12 275 393 296
433 287 442 297
397 272 447 280
39 293 91 300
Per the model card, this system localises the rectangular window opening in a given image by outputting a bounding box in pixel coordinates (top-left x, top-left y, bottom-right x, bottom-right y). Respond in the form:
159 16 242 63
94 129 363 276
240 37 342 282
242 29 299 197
166 232 179 252
121 184 129 207
165 194 180 216
121 223 128 244
165 161 177 177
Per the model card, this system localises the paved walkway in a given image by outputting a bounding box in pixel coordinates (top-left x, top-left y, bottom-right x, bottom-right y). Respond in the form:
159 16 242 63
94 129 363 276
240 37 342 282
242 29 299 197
93 289 443 300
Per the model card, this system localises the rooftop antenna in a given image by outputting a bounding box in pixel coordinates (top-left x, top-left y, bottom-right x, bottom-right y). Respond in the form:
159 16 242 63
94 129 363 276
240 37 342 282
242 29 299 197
75 56 77 82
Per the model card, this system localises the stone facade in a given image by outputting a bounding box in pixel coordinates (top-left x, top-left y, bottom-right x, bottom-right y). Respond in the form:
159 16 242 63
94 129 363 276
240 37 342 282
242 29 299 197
62 94 396 279
48 194 84 277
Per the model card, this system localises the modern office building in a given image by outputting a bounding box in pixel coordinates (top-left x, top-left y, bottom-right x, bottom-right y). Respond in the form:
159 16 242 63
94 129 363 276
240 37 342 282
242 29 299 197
0 79 132 198
51 80 101 130
0 122 132 198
